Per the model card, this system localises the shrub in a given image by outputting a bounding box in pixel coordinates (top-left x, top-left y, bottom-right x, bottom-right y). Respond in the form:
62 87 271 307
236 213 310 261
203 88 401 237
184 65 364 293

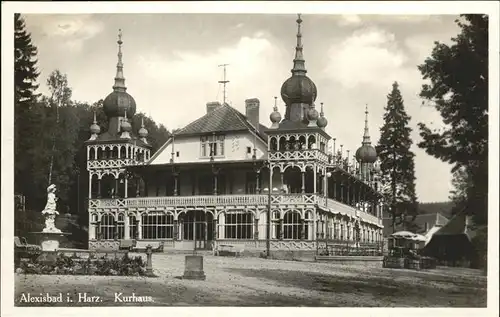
18 252 147 276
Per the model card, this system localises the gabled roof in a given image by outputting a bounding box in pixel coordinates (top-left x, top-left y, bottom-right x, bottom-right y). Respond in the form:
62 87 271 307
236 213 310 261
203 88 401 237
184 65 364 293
433 210 470 237
175 103 268 141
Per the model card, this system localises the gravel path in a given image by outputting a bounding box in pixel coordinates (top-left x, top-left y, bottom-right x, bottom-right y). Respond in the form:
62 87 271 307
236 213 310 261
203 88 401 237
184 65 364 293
15 253 487 307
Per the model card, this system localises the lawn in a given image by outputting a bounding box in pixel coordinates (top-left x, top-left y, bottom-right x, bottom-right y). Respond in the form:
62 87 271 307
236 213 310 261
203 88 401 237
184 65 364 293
15 253 487 307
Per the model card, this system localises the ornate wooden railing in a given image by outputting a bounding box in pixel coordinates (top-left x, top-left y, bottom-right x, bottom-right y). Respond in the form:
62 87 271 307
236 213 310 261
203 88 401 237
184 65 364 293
87 158 146 169
88 194 382 226
268 149 329 162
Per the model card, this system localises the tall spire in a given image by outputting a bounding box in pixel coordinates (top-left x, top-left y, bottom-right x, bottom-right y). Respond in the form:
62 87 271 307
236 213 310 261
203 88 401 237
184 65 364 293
291 13 307 76
113 29 126 92
362 104 371 145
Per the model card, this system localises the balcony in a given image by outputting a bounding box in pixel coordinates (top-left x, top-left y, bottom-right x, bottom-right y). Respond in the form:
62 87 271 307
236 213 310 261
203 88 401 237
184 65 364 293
268 149 329 162
87 158 146 169
88 194 381 226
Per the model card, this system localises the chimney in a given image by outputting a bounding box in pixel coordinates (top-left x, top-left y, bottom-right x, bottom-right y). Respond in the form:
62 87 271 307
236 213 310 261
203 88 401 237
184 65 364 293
245 98 260 131
206 101 221 114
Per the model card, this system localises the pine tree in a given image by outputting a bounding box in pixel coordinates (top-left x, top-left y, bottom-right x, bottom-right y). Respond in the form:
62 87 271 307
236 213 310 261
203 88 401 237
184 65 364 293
417 14 488 227
377 82 419 233
15 13 39 104
14 13 41 199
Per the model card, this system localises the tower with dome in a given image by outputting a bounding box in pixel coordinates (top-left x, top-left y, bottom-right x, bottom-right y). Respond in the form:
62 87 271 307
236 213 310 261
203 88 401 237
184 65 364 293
85 16 384 257
85 29 151 241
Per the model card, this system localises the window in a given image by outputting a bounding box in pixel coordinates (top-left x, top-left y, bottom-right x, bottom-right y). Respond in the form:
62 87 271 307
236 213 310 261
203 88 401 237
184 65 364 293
224 211 254 239
100 214 115 240
141 212 174 239
283 211 302 240
246 146 252 154
201 135 225 157
129 215 137 239
176 151 180 157
117 213 125 239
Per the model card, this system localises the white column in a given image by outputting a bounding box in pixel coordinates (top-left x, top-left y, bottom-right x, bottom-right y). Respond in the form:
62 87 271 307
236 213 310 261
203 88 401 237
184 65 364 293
88 173 92 199
313 166 317 194
118 145 121 159
218 213 225 239
312 210 317 240
137 217 142 239
89 222 95 239
259 212 267 239
124 178 128 198
124 215 130 239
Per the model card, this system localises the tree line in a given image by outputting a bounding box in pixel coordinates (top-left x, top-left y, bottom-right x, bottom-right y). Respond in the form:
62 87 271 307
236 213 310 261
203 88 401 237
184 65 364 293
14 14 170 240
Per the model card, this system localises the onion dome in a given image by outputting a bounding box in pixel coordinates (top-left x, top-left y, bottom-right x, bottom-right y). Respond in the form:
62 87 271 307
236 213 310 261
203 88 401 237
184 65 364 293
270 96 282 123
355 105 377 163
89 111 101 134
307 102 319 121
103 29 137 119
280 14 318 106
138 117 148 138
121 115 132 133
317 102 328 128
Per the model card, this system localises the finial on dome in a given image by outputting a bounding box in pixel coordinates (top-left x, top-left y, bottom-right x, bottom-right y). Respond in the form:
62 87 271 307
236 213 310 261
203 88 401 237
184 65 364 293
138 117 149 143
317 102 328 128
113 28 126 92
363 104 371 145
120 109 132 139
307 102 319 127
88 110 101 140
355 104 377 164
270 96 282 129
292 13 306 75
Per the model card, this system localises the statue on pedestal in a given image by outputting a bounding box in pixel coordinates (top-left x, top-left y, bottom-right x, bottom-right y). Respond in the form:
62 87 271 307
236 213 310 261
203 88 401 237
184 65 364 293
41 184 62 233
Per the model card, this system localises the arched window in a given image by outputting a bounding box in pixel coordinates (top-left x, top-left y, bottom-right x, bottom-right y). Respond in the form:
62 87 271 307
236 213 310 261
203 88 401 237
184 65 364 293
89 147 96 161
224 210 254 239
283 211 301 240
128 214 137 239
101 214 115 240
117 213 125 239
141 212 174 239
270 137 278 151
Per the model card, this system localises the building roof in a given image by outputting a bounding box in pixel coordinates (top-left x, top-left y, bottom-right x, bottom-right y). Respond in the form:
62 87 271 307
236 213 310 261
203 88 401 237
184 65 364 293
382 212 449 237
175 103 268 142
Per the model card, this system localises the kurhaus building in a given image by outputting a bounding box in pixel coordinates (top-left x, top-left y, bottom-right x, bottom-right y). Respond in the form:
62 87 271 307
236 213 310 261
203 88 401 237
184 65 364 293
85 15 385 256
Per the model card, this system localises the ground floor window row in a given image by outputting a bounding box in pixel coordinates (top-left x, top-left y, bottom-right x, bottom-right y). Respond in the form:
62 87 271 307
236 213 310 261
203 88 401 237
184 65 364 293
90 211 382 242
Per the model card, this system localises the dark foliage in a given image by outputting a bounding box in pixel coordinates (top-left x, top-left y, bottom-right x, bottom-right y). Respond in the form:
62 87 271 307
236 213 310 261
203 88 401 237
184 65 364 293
376 82 419 233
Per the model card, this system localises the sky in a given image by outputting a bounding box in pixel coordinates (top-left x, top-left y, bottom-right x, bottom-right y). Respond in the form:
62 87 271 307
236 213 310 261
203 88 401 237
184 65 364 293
23 13 463 203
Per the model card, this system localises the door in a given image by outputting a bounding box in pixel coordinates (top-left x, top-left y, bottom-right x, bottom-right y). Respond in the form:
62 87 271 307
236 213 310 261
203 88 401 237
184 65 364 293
181 210 213 250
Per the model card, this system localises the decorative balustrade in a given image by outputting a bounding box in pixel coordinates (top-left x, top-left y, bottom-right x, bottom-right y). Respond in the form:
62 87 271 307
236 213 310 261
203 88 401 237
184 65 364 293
126 194 269 208
89 199 126 208
270 194 316 205
88 194 382 226
268 149 328 162
87 159 147 169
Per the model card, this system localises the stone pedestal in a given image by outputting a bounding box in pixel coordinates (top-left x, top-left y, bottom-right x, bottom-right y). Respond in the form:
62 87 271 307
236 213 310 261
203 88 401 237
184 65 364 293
34 232 70 251
182 255 206 280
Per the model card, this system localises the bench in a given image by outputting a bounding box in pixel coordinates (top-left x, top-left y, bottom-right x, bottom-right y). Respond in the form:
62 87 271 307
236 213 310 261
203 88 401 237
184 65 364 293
131 241 164 253
213 244 244 257
119 239 137 251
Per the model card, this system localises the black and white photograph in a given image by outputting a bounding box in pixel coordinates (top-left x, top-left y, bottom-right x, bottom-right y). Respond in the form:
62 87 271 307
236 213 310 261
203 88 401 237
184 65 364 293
1 1 499 316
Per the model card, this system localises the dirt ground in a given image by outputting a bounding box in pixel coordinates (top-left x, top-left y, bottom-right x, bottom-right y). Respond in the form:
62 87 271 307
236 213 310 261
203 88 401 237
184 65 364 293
15 253 487 307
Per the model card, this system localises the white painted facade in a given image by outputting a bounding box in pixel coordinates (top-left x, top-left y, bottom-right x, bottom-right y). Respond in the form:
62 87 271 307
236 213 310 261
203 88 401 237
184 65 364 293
149 131 267 165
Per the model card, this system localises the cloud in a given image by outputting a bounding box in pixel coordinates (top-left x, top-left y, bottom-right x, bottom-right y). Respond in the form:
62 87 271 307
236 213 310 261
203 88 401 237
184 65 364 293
132 32 288 130
24 14 104 51
337 15 362 26
324 27 416 90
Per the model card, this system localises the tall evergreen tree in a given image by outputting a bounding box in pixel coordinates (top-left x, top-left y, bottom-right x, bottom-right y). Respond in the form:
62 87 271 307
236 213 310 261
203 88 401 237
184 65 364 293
14 13 40 197
417 14 488 227
377 82 419 233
